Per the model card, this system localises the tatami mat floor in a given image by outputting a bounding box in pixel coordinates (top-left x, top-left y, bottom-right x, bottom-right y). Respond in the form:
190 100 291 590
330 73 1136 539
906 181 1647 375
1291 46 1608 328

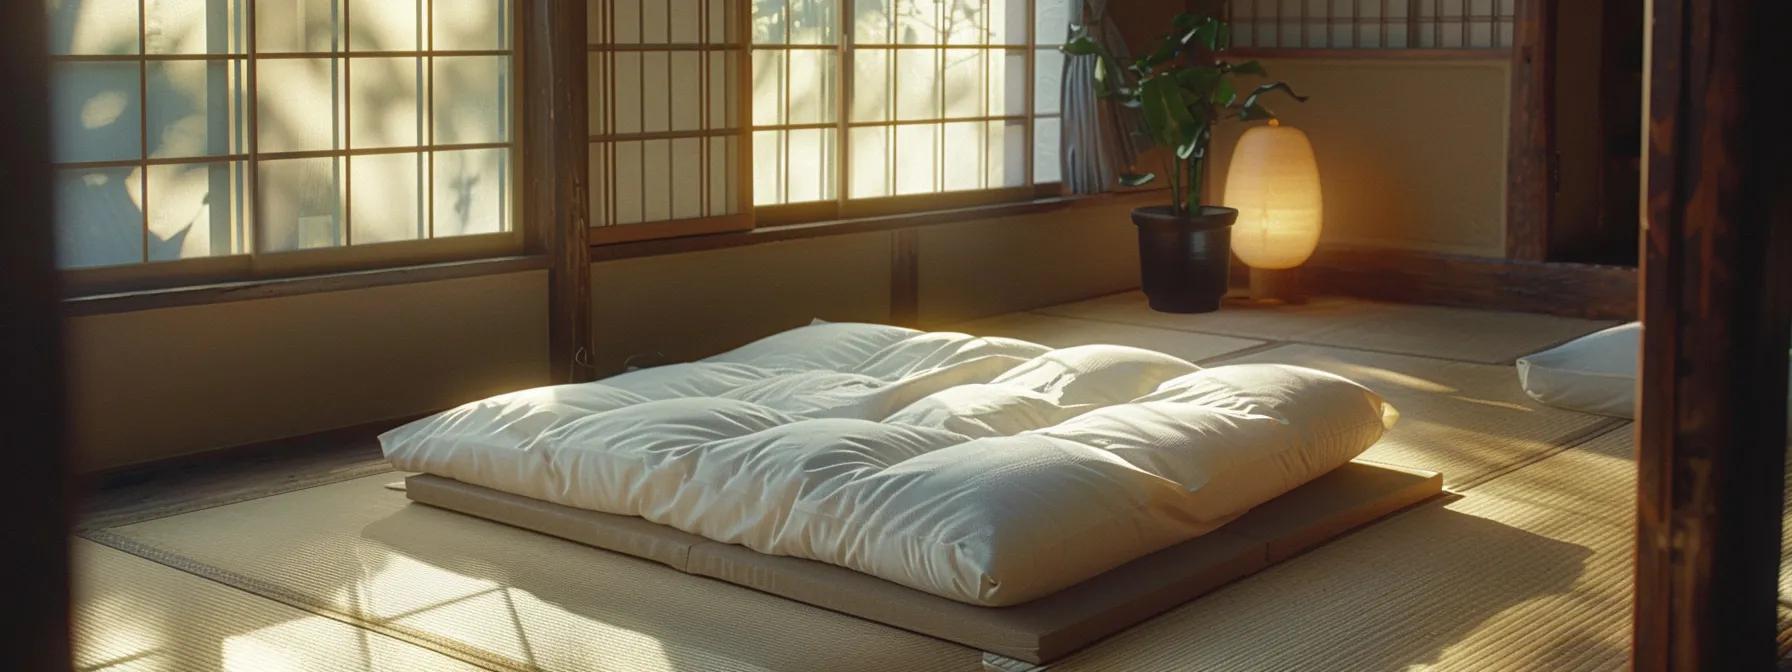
73 294 1692 671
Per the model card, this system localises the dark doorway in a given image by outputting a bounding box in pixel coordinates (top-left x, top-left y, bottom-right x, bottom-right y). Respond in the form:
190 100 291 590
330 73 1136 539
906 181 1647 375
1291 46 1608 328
1548 0 1644 266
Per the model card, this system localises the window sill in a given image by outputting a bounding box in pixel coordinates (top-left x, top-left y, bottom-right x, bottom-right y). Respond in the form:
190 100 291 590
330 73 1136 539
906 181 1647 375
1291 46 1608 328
590 190 1160 262
62 255 550 317
1224 48 1511 61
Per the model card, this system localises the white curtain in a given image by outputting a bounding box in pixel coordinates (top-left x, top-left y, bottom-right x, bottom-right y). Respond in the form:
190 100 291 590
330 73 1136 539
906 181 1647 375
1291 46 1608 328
1059 0 1145 194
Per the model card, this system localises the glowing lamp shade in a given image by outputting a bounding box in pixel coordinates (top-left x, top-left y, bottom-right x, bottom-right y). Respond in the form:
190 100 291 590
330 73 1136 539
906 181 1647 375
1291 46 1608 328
1224 121 1323 270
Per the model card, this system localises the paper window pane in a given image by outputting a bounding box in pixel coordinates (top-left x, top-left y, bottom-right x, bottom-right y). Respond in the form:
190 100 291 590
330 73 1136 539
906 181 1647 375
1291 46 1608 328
258 156 345 252
848 126 888 199
52 62 142 164
993 49 1025 116
641 139 672 221
752 130 782 205
641 0 668 43
640 51 670 133
589 142 608 226
147 0 246 54
613 0 641 44
708 0 731 44
350 153 424 244
942 0 987 45
993 119 1025 188
708 135 734 215
850 49 890 122
753 0 786 44
256 0 341 52
941 121 983 191
991 0 1026 45
613 141 644 224
672 138 704 220
894 123 936 195
894 0 939 44
787 50 836 124
670 0 702 43
256 58 344 153
55 167 143 268
752 51 786 126
350 57 422 148
785 128 834 203
1034 49 1063 116
433 0 510 50
671 52 703 132
349 0 420 51
894 49 938 121
147 61 245 159
1034 0 1071 45
147 161 248 260
614 52 642 134
588 54 608 132
48 0 139 55
787 0 836 45
943 49 985 119
707 52 731 128
433 56 510 144
433 148 510 236
852 0 889 44
1033 116 1060 183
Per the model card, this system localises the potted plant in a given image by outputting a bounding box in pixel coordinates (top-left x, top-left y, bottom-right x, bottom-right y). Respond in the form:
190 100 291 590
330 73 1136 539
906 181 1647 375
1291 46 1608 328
1065 12 1307 313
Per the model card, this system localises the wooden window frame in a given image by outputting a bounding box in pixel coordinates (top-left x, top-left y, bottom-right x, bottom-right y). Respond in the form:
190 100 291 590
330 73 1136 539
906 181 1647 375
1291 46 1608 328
738 0 1068 230
585 0 755 246
1223 0 1518 58
53 0 530 298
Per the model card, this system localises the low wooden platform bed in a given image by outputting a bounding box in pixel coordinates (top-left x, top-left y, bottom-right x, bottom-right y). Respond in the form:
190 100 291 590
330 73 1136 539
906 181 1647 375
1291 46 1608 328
383 322 1444 669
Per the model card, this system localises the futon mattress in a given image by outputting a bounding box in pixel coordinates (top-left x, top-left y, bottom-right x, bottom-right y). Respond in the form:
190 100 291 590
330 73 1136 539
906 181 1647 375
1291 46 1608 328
382 322 1397 606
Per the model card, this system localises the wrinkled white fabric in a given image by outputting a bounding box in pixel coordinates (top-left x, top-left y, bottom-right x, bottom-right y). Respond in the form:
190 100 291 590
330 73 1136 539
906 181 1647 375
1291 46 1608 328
384 322 1396 606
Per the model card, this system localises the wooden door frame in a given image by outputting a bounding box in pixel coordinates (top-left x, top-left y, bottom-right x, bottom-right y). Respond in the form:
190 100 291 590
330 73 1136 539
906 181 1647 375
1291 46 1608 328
1505 0 1555 261
2 0 73 667
1633 0 1792 668
523 0 595 384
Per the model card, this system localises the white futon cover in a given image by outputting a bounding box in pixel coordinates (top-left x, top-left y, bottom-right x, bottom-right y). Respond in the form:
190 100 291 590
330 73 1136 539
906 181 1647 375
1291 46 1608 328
383 322 1397 606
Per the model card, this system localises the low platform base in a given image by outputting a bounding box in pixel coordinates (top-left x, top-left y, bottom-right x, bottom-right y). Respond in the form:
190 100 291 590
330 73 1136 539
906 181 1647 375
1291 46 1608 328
404 460 1442 665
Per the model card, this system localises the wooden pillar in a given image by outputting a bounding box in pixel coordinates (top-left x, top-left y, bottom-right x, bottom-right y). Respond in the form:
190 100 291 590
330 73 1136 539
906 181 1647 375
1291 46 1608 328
524 0 594 383
1505 0 1554 261
1633 0 1792 669
0 0 72 668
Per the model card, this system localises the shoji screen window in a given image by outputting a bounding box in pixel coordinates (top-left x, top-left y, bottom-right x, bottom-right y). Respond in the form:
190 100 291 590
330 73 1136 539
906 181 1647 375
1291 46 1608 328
589 0 751 244
46 0 518 280
1227 1 1516 50
751 0 1070 219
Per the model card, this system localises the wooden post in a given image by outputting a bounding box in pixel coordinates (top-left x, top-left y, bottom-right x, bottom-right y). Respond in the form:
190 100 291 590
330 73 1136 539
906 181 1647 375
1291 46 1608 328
1633 0 1792 669
1505 0 1554 261
524 0 594 384
0 0 72 667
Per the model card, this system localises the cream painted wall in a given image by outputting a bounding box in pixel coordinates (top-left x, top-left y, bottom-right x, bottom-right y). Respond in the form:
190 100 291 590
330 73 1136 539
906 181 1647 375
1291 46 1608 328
590 233 894 376
67 271 550 471
1208 58 1513 258
916 197 1147 327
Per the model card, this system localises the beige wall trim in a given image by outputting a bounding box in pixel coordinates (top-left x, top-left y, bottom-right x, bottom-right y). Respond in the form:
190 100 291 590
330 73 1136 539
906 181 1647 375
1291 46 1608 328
63 256 549 317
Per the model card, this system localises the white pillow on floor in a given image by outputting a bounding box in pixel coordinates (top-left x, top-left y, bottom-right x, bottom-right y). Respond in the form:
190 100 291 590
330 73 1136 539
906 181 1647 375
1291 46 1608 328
1516 323 1642 418
1518 322 1792 421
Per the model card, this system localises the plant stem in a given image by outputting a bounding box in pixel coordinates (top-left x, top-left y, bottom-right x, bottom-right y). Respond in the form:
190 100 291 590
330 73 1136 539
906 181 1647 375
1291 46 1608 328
1187 157 1203 212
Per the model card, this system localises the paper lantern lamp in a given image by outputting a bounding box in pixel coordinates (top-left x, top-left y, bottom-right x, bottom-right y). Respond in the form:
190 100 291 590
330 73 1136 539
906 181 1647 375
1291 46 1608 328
1224 120 1322 301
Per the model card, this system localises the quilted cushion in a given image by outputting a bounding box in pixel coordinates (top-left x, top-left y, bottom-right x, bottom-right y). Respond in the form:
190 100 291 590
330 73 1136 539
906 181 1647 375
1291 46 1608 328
383 322 1396 606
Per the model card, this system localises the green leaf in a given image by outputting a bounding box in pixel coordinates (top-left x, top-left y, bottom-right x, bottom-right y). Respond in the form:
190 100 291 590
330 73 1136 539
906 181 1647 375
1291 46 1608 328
1240 81 1311 110
1237 102 1276 121
1119 172 1158 187
1215 78 1237 107
1229 60 1267 76
1061 35 1102 56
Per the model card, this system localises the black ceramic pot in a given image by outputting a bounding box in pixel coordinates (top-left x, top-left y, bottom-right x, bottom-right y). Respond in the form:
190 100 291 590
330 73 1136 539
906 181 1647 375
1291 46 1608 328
1131 205 1238 314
